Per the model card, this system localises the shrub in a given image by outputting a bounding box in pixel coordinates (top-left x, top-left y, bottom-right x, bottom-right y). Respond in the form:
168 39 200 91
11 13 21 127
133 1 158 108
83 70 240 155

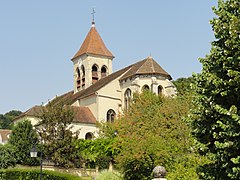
0 168 81 180
95 170 123 180
0 144 16 169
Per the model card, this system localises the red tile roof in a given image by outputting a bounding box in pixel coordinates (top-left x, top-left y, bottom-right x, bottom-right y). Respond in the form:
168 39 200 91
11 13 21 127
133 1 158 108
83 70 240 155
71 106 96 124
72 25 114 60
14 105 96 124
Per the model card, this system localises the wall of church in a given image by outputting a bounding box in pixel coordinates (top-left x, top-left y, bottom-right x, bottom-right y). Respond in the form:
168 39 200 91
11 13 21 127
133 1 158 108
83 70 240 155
97 96 121 122
96 76 122 122
71 122 97 139
120 75 176 109
121 75 176 95
79 95 98 120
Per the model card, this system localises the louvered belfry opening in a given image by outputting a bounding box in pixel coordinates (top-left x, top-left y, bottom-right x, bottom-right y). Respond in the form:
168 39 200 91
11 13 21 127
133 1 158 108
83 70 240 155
92 65 98 84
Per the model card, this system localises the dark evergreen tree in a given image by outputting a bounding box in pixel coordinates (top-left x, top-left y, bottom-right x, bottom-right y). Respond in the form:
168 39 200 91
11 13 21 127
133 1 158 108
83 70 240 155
0 110 22 129
8 120 39 165
190 0 240 179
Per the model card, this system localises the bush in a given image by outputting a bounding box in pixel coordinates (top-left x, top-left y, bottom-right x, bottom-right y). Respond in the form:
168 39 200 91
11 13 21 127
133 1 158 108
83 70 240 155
95 170 123 180
0 144 16 169
96 156 111 170
0 168 81 180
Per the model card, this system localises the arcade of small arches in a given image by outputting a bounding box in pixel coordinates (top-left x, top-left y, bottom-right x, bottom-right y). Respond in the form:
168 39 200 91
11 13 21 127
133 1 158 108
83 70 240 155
124 85 163 110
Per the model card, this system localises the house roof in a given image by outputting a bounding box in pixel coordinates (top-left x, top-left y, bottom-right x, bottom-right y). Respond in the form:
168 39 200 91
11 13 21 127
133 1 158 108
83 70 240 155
14 105 96 124
119 56 172 81
0 129 12 142
71 24 114 60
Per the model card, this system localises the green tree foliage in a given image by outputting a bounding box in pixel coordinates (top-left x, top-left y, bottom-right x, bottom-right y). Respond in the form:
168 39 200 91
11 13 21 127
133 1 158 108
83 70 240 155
173 77 194 96
0 110 22 129
111 91 202 179
8 120 39 166
37 103 79 168
189 0 240 179
0 144 16 169
76 138 119 170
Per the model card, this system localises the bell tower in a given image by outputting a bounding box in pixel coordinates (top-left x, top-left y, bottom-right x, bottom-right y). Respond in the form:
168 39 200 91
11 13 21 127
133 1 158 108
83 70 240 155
71 18 114 93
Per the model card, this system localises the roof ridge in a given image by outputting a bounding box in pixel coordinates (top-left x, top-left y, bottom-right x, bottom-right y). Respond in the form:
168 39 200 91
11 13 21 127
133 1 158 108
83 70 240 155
150 58 155 72
135 58 148 74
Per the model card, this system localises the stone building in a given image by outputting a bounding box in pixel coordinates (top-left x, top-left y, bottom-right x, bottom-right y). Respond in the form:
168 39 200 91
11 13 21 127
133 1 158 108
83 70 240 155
15 21 176 139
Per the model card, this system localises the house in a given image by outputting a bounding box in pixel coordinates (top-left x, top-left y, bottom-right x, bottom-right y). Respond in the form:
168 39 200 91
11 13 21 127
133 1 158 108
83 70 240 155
0 129 12 144
14 20 176 139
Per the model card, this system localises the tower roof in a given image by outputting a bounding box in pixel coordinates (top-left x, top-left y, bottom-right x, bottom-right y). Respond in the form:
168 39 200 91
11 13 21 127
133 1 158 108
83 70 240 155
71 24 114 60
119 56 172 81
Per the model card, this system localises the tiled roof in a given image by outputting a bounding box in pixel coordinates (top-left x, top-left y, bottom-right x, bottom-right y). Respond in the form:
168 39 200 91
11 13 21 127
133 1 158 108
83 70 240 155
119 57 172 81
14 105 43 120
71 106 96 124
0 129 12 143
72 25 114 60
14 105 96 124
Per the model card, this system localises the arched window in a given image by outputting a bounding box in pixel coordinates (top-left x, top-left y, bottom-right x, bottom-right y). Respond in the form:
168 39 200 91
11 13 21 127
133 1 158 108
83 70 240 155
85 132 93 140
81 65 85 87
76 68 81 88
107 109 116 123
158 85 163 95
142 85 150 91
92 64 98 83
124 88 132 110
101 66 107 78
76 68 80 78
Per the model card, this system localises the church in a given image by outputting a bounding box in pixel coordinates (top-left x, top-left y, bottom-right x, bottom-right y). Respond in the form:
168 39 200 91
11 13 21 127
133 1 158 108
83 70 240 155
15 20 176 139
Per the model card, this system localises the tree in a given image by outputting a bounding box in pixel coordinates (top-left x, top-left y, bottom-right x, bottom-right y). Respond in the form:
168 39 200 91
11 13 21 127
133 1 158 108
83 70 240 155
0 114 8 129
173 77 194 96
37 103 79 168
189 0 240 179
0 144 16 169
76 138 119 170
0 110 22 129
111 91 201 179
8 120 39 165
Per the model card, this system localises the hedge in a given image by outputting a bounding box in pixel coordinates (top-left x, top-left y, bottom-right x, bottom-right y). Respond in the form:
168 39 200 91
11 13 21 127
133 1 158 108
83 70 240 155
0 168 81 180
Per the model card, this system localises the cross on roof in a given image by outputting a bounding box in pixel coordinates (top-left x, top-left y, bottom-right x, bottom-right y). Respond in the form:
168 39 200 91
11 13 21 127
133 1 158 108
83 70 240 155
91 8 96 24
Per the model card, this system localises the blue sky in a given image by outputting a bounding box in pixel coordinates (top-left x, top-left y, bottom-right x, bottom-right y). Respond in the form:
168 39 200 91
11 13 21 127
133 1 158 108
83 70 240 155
0 1 217 114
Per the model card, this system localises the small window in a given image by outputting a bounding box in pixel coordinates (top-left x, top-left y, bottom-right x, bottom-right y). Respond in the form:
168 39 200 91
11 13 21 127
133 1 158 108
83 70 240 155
76 68 81 88
85 132 93 140
158 85 163 95
81 65 85 76
101 66 107 78
92 64 98 83
81 65 85 87
107 109 116 123
124 88 132 110
76 68 80 78
142 85 150 91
